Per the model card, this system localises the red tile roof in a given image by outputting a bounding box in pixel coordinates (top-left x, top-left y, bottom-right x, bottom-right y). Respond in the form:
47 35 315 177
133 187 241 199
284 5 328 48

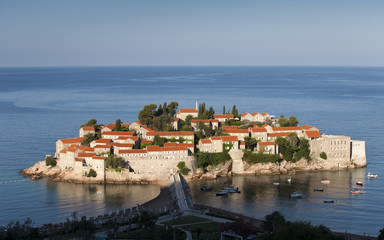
146 145 188 152
146 131 194 136
94 138 112 143
258 142 275 146
305 131 322 138
220 136 238 142
173 117 180 122
113 143 134 148
164 142 194 147
211 137 222 141
302 125 314 130
142 126 154 132
81 126 95 131
77 146 95 152
59 137 85 144
119 149 148 154
251 112 260 116
75 157 84 162
107 123 115 129
201 139 212 144
133 121 142 125
262 112 268 116
179 108 198 113
94 145 111 149
262 124 268 127
241 112 249 117
214 114 234 119
251 127 267 132
240 141 245 145
272 127 302 131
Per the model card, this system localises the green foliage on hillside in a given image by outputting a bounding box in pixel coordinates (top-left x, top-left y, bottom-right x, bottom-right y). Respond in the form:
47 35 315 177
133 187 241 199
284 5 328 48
138 101 178 131
82 133 100 146
197 152 231 170
275 133 311 162
106 154 123 168
244 137 258 150
278 115 299 127
224 119 241 126
153 135 168 146
231 105 239 118
45 155 57 167
320 152 327 160
242 150 280 164
177 161 191 175
168 137 186 144
81 119 98 128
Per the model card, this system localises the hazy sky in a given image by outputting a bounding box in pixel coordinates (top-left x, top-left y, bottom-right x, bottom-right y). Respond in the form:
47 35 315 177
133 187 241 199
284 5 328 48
1 0 384 67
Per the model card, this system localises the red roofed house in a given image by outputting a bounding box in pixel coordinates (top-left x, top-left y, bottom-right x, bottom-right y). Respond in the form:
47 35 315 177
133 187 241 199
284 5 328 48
129 121 143 132
250 127 268 141
198 138 215 152
79 126 95 137
302 125 319 131
101 125 113 133
304 130 322 140
56 137 85 156
102 131 135 140
214 114 234 122
272 126 303 137
90 138 112 148
240 140 246 150
146 131 194 143
191 119 219 130
137 126 154 139
176 108 198 121
223 128 250 140
257 142 278 154
164 142 194 153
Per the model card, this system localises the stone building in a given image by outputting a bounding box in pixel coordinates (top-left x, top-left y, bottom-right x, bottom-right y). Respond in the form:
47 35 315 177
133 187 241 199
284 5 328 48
191 119 219 130
79 126 95 137
146 131 194 143
214 114 234 122
176 108 198 121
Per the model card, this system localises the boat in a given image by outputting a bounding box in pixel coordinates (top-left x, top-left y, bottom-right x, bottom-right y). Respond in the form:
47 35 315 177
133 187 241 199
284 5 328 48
351 190 365 194
273 182 280 186
287 178 292 183
356 180 364 186
367 172 378 178
321 179 330 184
289 192 303 198
223 185 241 193
215 190 229 196
200 185 212 191
324 200 334 203
314 189 324 192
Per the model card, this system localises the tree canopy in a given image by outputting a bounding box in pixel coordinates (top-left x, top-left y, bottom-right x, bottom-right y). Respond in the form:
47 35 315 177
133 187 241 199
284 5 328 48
275 133 311 162
278 115 299 127
81 119 98 128
137 101 179 131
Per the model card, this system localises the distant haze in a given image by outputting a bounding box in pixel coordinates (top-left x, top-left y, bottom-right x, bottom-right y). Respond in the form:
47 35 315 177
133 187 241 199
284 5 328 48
1 0 384 67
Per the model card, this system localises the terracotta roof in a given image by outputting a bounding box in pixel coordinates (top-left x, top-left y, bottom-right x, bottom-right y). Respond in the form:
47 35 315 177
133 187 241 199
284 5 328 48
113 143 134 148
262 112 268 116
81 126 94 131
60 150 67 153
272 127 302 131
224 129 249 134
122 123 130 127
211 137 222 141
305 131 322 138
146 131 194 136
164 142 194 147
102 125 113 130
141 140 152 144
75 157 84 162
222 126 239 130
102 131 135 136
146 145 188 152
240 141 245 145
268 132 291 137
251 127 267 132
128 136 139 141
302 125 314 130
251 112 260 116
173 117 180 122
119 149 148 154
262 124 268 127
107 123 115 129
78 152 95 158
94 145 111 149
133 121 142 125
214 114 234 119
241 112 249 117
92 156 106 160
77 146 95 152
258 142 275 146
141 126 154 132
201 139 212 144
94 138 112 143
220 136 238 142
59 137 85 144
179 108 198 113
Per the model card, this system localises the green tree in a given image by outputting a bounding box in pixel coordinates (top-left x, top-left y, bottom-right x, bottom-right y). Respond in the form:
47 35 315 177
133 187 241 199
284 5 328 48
138 104 157 126
185 115 193 125
81 119 98 128
278 115 299 127
231 105 239 118
223 105 226 114
153 135 167 146
107 154 123 168
378 227 384 240
167 101 178 117
208 106 215 119
320 152 327 160
114 119 122 131
177 161 191 175
45 155 57 167
263 211 286 233
82 133 99 146
156 104 163 116
87 169 97 177
244 137 258 150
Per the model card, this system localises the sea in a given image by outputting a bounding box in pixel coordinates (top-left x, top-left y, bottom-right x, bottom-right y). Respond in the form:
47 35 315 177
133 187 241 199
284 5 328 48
0 66 383 235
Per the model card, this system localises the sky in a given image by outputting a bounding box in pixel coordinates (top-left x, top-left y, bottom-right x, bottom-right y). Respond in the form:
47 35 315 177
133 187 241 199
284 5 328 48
1 0 384 67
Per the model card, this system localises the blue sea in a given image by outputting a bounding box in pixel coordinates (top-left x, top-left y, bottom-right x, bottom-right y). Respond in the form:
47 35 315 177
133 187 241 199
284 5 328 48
0 66 383 235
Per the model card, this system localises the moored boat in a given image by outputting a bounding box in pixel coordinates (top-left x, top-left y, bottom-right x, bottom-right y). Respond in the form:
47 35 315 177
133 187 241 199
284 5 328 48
356 180 364 186
273 182 280 186
324 200 334 203
314 189 324 192
223 185 241 193
289 192 303 198
200 185 212 191
367 172 378 178
287 178 292 183
215 190 229 196
351 190 365 194
321 179 330 184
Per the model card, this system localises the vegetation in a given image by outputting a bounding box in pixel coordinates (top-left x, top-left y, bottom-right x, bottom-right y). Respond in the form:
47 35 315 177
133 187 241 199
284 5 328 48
244 136 258 150
378 227 384 240
81 118 98 128
0 218 39 240
197 152 231 170
243 150 280 164
224 118 241 126
231 104 239 118
168 137 186 144
275 133 311 162
278 115 299 127
153 135 168 146
220 221 255 238
320 152 327 160
177 161 191 175
45 155 57 167
106 153 124 168
197 102 215 119
138 101 178 131
82 132 100 146
86 169 97 177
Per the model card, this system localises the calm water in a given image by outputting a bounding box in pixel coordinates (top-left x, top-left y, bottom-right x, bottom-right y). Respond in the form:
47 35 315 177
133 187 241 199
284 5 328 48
0 66 383 235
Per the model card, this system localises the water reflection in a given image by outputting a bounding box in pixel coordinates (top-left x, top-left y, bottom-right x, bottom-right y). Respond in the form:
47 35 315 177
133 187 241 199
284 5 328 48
188 168 384 235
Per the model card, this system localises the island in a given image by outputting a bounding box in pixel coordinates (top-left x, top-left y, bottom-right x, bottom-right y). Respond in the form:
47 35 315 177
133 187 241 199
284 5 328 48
22 101 367 184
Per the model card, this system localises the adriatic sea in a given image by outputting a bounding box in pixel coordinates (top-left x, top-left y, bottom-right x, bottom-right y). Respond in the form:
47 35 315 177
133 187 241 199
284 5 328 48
0 66 383 235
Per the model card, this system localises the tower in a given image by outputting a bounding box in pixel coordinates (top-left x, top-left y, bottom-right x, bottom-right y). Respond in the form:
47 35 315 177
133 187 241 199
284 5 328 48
196 101 198 110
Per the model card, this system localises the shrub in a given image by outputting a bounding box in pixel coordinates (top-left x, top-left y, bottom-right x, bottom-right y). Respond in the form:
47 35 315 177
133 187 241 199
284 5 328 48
45 156 57 167
197 152 231 170
177 161 191 175
87 169 97 177
320 152 327 160
242 151 280 164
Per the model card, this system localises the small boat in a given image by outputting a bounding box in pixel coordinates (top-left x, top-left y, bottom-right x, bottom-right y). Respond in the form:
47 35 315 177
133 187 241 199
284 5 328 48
314 189 324 192
321 179 330 184
351 190 365 194
356 180 364 186
273 182 280 186
367 173 378 178
287 178 292 183
289 192 303 198
324 200 334 203
223 185 241 193
200 185 212 191
215 190 229 196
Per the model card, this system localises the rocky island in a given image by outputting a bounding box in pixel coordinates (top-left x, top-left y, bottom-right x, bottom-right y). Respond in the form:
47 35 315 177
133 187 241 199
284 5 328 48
22 102 367 183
